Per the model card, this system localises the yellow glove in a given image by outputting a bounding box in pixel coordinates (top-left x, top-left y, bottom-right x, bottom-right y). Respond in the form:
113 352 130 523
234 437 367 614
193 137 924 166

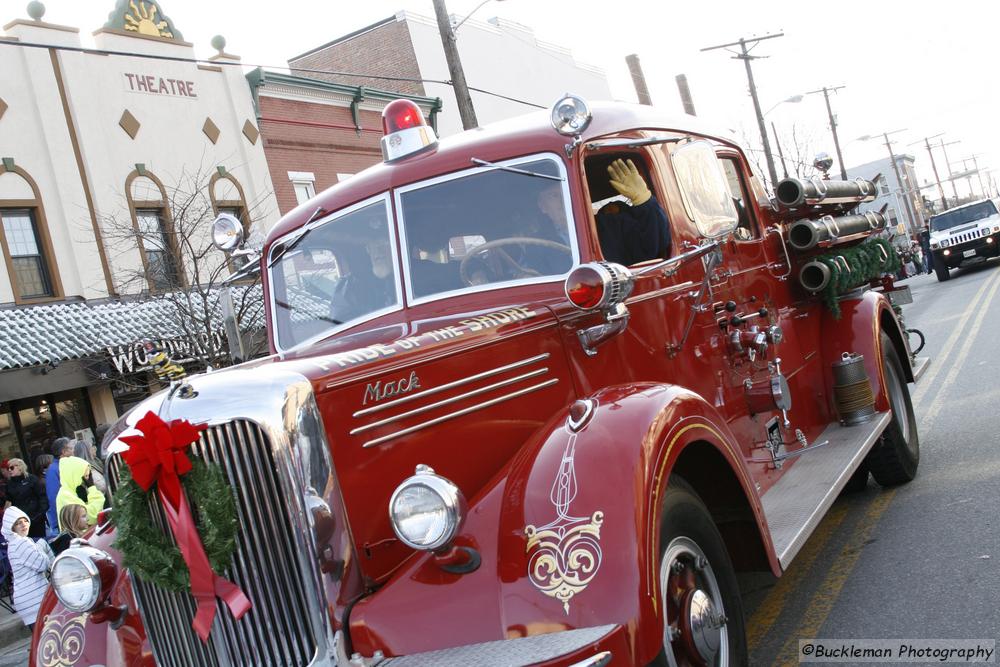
607 159 651 206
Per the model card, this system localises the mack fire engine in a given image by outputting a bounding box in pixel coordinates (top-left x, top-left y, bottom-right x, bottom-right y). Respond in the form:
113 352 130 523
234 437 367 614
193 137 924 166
32 95 929 667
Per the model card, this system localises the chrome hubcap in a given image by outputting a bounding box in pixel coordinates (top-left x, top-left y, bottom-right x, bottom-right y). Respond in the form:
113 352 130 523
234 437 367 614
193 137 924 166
660 537 729 667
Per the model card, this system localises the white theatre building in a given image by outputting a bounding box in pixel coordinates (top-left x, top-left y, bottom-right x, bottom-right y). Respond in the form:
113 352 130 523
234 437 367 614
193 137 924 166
0 1 278 470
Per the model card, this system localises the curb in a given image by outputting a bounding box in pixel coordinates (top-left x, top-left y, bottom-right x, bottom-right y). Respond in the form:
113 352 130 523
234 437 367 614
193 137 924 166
0 616 29 650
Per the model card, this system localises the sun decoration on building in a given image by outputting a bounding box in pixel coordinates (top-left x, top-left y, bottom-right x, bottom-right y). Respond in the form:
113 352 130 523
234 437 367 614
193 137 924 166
123 1 173 38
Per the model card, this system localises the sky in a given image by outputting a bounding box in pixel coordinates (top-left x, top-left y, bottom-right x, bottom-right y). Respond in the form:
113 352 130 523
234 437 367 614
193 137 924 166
17 0 999 201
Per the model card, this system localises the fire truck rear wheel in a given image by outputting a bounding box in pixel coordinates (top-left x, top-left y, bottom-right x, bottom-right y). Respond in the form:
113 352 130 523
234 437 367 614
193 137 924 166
653 476 748 667
868 333 920 485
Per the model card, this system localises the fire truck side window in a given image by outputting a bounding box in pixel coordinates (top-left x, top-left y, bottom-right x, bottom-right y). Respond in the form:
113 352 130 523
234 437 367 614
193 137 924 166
719 157 757 240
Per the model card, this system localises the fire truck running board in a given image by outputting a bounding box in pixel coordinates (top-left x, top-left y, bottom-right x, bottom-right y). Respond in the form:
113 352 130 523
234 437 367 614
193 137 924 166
762 411 891 569
912 356 930 383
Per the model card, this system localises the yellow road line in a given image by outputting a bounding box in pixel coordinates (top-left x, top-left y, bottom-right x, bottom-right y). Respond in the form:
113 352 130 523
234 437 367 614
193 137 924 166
917 270 1000 429
772 490 897 667
747 503 850 654
912 269 1000 405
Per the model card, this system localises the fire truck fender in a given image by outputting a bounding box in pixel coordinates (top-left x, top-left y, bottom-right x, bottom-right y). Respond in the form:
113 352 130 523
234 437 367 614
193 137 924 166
819 291 913 415
28 523 147 667
498 382 775 663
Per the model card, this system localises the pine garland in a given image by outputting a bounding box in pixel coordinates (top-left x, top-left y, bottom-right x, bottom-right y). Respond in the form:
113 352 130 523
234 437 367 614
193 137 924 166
112 461 239 592
814 238 901 317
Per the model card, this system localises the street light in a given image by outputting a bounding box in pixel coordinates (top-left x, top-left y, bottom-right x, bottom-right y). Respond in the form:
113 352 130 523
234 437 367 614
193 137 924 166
451 0 506 33
763 94 804 117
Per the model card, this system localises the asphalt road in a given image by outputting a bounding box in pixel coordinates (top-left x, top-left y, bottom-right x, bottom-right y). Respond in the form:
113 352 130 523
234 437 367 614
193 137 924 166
745 259 1000 666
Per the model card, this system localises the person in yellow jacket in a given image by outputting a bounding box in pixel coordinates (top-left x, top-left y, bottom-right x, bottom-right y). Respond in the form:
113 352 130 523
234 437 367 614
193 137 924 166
55 456 105 531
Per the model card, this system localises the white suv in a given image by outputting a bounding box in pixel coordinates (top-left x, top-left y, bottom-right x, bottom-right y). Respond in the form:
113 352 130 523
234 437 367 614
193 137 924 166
928 199 1000 281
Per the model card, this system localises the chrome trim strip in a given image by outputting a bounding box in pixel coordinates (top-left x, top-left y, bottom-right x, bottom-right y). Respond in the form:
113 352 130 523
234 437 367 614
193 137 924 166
362 378 559 448
350 367 549 435
352 353 550 417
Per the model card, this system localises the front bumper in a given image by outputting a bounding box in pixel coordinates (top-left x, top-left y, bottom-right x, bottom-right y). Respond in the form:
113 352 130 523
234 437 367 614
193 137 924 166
935 234 1000 266
364 624 625 667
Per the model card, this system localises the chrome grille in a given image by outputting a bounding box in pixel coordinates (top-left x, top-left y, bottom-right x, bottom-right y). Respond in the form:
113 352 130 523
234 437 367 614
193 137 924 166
108 420 318 666
949 227 989 244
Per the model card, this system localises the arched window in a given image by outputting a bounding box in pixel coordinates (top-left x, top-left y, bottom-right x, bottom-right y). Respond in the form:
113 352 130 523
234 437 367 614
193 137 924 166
125 169 184 292
209 170 249 233
0 164 63 302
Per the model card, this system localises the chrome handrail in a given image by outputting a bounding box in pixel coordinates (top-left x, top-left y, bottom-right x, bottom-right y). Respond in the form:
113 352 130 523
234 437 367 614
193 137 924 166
632 239 723 278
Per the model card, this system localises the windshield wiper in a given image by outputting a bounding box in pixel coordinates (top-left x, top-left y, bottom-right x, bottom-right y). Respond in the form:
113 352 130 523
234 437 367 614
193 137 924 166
585 136 683 150
470 158 564 181
267 206 326 268
274 299 342 325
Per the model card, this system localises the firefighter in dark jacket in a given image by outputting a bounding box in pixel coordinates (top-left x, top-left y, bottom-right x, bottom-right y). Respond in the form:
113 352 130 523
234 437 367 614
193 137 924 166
5 458 48 538
596 159 671 266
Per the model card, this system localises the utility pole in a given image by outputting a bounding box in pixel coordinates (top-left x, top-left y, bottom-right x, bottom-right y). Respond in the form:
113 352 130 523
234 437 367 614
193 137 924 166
908 134 946 210
972 156 987 198
881 130 919 234
701 33 784 189
939 139 960 204
432 0 478 130
806 85 847 180
771 121 789 178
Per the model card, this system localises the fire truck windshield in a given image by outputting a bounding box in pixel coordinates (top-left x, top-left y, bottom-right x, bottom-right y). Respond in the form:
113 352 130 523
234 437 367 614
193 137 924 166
930 200 998 232
269 196 400 350
397 155 576 301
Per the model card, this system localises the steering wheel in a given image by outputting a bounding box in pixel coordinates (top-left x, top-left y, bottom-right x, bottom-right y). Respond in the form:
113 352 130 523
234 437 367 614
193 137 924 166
459 236 571 286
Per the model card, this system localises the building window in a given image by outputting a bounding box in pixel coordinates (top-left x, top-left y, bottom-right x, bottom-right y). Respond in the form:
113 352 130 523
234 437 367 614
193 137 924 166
136 208 181 291
288 171 316 205
1 209 54 298
0 164 62 303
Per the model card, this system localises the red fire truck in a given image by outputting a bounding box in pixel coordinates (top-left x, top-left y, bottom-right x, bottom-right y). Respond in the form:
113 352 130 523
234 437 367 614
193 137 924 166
32 95 927 666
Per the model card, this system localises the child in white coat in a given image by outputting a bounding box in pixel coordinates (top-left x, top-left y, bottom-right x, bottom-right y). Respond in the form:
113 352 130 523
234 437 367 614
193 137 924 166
1 506 53 629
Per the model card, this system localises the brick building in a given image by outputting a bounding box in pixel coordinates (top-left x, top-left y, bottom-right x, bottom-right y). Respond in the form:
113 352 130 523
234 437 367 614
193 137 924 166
289 11 611 138
248 69 440 215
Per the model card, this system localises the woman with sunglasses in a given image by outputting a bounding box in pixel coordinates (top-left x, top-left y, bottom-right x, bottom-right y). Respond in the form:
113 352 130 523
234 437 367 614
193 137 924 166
0 506 53 630
5 459 48 538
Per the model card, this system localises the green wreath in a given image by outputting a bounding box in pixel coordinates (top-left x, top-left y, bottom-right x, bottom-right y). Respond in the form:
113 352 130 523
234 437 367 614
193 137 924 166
112 461 239 592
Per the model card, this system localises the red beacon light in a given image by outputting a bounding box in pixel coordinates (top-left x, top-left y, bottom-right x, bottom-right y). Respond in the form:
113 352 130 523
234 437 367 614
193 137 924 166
564 262 635 312
380 99 438 163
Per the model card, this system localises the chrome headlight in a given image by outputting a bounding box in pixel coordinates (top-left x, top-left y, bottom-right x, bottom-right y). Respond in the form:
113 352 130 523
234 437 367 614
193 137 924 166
211 212 245 252
940 240 950 248
51 546 117 612
389 465 465 551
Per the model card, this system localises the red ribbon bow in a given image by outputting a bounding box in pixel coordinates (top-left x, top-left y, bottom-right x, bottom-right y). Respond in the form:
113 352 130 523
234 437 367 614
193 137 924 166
121 412 251 642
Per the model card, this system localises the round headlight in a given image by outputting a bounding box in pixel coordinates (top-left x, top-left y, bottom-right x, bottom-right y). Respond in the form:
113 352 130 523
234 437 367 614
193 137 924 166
940 240 950 248
550 94 592 136
51 547 113 612
211 212 245 252
389 465 465 551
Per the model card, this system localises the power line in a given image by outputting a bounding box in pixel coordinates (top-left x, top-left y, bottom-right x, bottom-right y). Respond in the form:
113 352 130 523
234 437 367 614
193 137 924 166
0 37 546 110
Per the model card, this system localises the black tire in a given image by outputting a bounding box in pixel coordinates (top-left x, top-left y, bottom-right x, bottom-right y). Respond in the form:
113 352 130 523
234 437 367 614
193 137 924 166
868 333 920 485
841 459 870 494
934 263 950 282
652 477 748 667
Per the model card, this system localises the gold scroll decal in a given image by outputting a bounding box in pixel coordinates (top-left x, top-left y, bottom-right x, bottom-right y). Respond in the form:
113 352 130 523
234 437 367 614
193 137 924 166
525 511 604 614
37 612 88 667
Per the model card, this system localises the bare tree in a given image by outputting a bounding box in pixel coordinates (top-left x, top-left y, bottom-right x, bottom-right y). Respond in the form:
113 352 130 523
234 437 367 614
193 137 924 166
737 121 822 190
96 161 273 384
